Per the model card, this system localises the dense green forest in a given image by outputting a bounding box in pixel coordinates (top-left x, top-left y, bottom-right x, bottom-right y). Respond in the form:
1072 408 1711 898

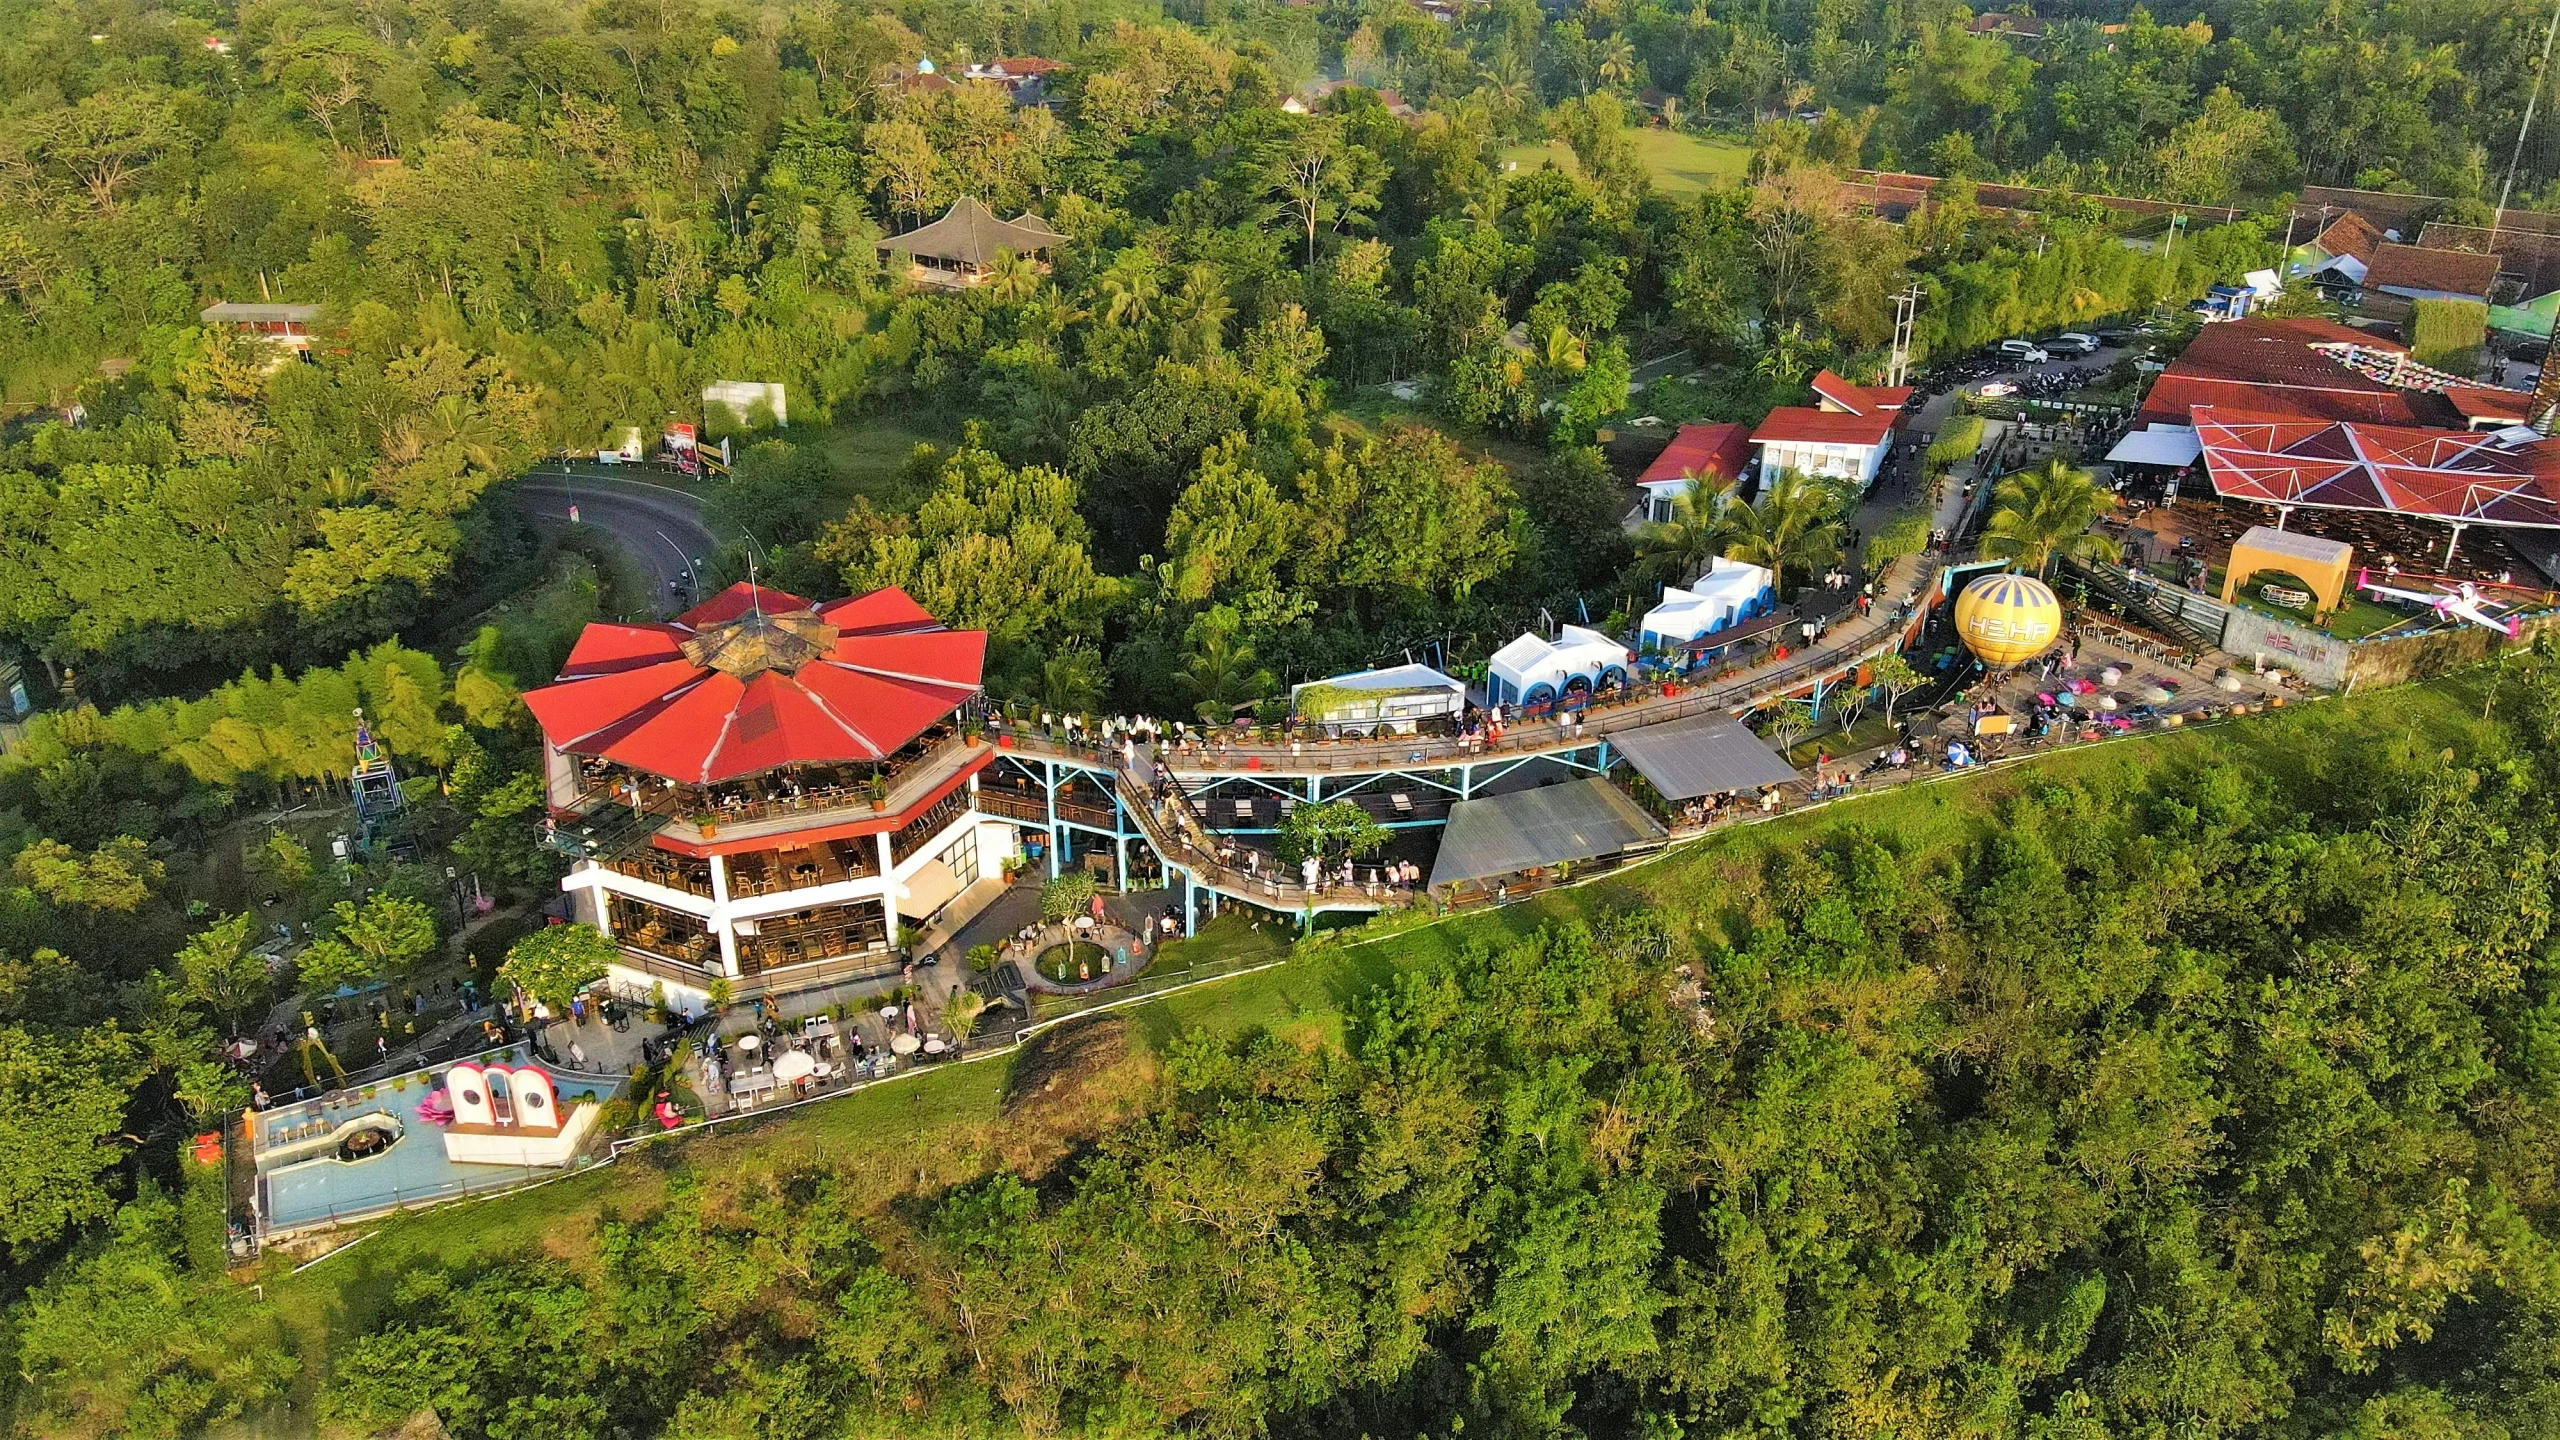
14 662 2556 1438
4 0 2560 1432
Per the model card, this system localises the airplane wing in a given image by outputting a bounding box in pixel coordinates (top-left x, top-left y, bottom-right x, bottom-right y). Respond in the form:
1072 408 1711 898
2358 578 2447 607
2446 598 2522 637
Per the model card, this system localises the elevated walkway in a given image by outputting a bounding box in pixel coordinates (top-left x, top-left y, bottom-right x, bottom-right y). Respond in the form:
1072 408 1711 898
993 550 1947 926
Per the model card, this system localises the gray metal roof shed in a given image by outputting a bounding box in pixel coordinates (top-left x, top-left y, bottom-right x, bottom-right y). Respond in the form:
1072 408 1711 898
1609 713 1799 800
1427 778 1666 890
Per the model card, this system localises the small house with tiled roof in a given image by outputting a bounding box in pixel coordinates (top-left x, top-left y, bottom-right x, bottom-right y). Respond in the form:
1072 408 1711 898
2363 242 2502 303
1745 369 1907 490
1631 422 1754 524
2294 211 2384 285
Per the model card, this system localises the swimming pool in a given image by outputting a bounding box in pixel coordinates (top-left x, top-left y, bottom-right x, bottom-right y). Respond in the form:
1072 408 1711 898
256 1048 624 1232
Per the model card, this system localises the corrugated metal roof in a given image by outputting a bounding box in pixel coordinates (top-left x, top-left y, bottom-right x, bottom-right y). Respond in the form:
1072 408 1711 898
1610 713 1798 800
1428 778 1665 889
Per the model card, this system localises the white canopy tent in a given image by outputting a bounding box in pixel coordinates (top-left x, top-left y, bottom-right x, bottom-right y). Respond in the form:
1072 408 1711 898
2106 424 2203 468
1639 558 1776 650
1486 626 1632 710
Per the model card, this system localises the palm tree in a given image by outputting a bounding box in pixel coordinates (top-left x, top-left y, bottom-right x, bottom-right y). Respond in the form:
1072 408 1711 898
1636 476 1740 581
1096 253 1163 331
1595 34 1638 93
1175 605 1273 725
1039 645 1106 717
1167 263 1233 359
1724 471 1845 596
980 248 1043 304
1980 459 2119 578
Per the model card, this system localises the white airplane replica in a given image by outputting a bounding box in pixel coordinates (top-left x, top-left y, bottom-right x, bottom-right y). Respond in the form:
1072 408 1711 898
2356 568 2520 636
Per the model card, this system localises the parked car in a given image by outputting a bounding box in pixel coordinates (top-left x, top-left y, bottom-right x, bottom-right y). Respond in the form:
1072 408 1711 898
1977 381 2019 398
1997 340 2051 365
2047 332 2101 355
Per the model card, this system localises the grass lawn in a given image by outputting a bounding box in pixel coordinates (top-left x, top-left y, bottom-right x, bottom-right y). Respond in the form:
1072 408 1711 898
814 414 939 513
1501 128 1754 195
240 671 2496 1422
1327 397 1551 480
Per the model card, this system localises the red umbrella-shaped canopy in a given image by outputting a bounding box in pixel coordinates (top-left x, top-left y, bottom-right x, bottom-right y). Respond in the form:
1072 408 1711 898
524 584 986 784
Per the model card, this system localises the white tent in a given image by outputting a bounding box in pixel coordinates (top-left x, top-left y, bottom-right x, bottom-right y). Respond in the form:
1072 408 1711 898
1487 625 1632 710
1639 558 1776 650
2106 424 2203 467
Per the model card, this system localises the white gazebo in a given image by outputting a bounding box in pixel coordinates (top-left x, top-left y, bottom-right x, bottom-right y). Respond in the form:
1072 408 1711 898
1291 663 1468 736
1639 558 1776 651
1486 626 1632 710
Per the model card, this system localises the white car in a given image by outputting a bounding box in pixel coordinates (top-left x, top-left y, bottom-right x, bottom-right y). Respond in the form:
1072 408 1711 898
1997 340 2050 365
1977 381 2019 398
2047 332 2101 355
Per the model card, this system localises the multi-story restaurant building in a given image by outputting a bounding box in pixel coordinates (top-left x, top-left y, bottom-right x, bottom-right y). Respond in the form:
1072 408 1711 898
526 583 1019 1005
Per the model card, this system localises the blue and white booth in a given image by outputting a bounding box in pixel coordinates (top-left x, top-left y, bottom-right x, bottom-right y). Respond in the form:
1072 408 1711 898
1486 625 1633 711
1639 558 1776 654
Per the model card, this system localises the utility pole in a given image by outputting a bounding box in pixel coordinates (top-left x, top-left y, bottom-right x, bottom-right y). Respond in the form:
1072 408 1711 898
2493 0 2560 254
1886 284 1924 387
2498 0 2560 432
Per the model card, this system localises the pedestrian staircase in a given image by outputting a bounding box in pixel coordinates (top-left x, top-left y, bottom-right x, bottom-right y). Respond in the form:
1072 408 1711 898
2061 559 2227 652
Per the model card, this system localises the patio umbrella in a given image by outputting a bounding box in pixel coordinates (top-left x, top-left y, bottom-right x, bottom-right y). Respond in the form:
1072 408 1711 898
772 1050 816 1083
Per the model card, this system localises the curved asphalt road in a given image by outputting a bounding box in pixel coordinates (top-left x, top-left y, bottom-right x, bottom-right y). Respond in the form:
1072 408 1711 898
509 469 722 617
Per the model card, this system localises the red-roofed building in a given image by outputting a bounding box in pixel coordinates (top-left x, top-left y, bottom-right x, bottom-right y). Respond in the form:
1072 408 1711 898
1751 399 1901 488
2134 316 2463 429
2443 385 2533 429
2363 242 2501 302
2194 406 2560 563
1632 422 1754 522
962 56 1068 103
2299 212 2384 285
1808 368 1911 417
530 583 1023 999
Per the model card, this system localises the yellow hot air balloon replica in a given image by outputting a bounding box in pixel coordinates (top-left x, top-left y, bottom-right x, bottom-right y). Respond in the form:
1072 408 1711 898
1952 572 2064 668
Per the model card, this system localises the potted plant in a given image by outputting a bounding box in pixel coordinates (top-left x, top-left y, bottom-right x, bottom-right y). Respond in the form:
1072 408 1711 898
963 718 984 746
691 807 719 838
867 775 888 811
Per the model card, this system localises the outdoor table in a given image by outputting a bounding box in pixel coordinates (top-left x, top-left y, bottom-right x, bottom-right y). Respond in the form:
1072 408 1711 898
879 1004 900 1021
1074 915 1095 930
890 1033 920 1056
923 1037 947 1055
737 1033 760 1055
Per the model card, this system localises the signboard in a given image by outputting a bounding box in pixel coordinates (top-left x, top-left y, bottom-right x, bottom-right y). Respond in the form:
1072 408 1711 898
665 422 699 476
702 380 787 428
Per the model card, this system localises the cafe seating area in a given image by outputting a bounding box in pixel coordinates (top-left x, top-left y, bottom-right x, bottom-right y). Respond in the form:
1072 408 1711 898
726 839 878 896
607 894 718 966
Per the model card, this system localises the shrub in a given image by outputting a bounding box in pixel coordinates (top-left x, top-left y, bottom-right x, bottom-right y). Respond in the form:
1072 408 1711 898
2409 298 2488 373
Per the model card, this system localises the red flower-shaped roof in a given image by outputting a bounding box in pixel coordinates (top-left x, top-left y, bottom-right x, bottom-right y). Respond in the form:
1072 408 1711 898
2195 407 2560 529
524 584 987 785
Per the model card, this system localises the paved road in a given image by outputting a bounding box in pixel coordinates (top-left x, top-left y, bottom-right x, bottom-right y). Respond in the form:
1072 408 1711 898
509 470 721 616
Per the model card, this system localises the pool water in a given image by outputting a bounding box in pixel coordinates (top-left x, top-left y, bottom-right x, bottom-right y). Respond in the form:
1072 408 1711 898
257 1048 622 1232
